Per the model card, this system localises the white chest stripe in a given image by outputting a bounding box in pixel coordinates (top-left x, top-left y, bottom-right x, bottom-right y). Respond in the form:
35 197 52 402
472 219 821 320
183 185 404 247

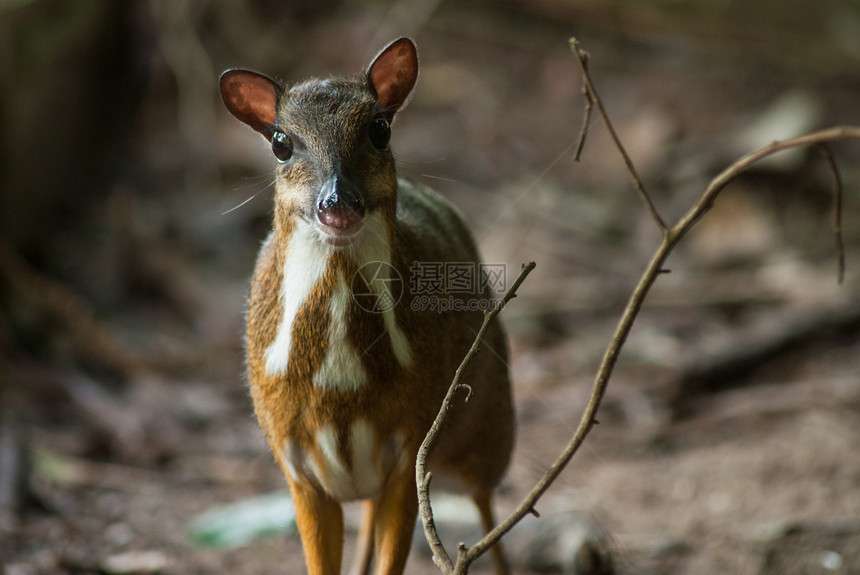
313 278 368 390
352 213 412 368
384 309 412 367
264 221 329 376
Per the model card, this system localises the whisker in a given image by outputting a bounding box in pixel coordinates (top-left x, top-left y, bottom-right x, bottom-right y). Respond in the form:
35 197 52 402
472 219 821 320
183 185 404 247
393 152 447 165
470 138 579 246
221 178 276 215
221 192 262 215
418 173 459 183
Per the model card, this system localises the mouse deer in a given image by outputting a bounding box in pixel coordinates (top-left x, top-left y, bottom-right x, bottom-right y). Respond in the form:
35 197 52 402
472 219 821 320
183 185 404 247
219 38 514 575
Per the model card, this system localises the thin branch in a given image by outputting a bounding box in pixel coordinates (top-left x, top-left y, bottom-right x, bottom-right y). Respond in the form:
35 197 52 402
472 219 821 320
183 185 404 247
573 48 593 162
819 143 846 284
670 126 860 247
418 472 450 574
570 37 668 233
416 261 536 575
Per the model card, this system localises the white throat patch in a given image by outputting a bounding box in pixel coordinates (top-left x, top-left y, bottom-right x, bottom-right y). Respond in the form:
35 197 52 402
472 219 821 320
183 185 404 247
263 213 413 385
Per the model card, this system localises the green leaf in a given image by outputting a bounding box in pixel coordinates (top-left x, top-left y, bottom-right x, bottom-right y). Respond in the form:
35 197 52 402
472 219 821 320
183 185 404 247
186 491 297 549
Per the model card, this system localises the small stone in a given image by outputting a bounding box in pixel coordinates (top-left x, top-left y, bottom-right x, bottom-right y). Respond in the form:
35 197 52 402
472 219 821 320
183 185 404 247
105 522 134 546
101 550 170 574
819 550 843 571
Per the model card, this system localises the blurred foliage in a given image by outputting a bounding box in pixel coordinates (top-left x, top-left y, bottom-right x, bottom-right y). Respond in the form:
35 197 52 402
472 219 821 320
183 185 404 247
494 0 860 76
0 0 142 261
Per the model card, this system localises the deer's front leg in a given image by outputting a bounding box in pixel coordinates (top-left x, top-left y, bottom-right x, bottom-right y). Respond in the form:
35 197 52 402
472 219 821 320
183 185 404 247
373 466 418 575
288 477 344 575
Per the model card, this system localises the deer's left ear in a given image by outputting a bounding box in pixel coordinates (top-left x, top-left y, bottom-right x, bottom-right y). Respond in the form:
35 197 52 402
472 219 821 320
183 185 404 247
367 38 418 119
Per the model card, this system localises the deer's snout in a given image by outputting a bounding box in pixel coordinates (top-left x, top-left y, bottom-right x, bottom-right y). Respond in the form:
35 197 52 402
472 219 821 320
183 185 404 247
316 176 365 232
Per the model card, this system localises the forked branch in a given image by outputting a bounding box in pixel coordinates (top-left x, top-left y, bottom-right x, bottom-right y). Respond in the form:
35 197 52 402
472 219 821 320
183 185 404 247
417 36 860 575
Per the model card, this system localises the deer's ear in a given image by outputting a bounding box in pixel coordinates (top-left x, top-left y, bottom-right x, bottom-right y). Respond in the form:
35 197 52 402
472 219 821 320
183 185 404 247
367 38 418 118
219 69 282 139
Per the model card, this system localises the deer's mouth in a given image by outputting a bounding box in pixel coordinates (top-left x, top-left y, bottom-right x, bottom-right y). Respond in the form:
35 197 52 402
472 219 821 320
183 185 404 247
317 204 365 232
315 214 364 247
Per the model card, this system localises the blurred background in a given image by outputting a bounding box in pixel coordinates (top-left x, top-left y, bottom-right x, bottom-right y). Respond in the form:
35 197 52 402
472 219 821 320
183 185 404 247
2 1 860 573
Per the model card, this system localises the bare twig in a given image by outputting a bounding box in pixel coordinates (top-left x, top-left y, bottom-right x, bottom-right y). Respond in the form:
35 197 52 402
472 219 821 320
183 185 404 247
417 36 860 575
818 143 846 284
570 38 668 233
671 126 860 248
573 48 593 162
416 261 536 575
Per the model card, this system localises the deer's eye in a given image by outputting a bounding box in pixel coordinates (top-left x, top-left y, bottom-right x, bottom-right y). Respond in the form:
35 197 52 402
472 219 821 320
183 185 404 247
368 117 390 150
271 130 293 162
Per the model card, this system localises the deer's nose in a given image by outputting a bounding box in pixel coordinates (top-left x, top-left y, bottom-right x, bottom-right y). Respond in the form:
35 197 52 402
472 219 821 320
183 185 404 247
316 176 365 230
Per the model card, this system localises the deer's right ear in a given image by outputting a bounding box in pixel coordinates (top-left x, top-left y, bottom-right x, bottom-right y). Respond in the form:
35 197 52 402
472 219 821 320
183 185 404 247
367 38 418 119
219 69 281 140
